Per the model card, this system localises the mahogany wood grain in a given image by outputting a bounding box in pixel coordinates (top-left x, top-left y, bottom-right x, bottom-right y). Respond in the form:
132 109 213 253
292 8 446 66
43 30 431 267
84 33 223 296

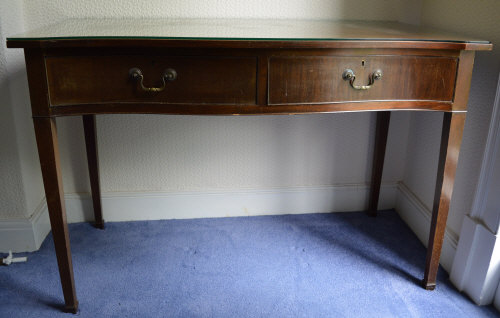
268 55 457 105
43 47 463 58
24 49 51 117
367 112 391 216
423 112 466 289
83 115 104 229
39 48 462 115
26 47 79 312
48 101 453 116
453 51 475 111
257 54 269 106
7 39 492 51
33 117 78 313
46 55 257 106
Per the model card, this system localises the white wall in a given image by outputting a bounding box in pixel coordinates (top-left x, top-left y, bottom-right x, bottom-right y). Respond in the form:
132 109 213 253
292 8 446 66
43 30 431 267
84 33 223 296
0 0 422 251
0 6 26 219
22 0 420 24
0 1 44 220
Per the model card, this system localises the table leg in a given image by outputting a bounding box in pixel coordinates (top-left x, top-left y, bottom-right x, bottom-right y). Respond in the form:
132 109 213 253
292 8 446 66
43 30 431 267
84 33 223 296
367 111 391 216
82 115 104 229
423 112 466 290
33 117 79 313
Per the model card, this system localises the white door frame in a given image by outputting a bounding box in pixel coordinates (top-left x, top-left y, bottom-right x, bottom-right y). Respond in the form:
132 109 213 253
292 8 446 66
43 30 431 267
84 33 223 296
450 72 500 306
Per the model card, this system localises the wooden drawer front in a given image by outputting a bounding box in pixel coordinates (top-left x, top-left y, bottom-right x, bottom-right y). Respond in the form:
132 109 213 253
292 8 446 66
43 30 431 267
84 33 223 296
46 56 257 106
268 56 457 105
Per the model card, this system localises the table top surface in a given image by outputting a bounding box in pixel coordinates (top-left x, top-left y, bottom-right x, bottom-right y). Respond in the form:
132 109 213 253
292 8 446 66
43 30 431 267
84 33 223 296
8 18 490 45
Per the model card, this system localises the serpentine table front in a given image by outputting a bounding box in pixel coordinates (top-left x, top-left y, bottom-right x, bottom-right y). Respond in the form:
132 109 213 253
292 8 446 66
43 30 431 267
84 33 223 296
7 19 492 313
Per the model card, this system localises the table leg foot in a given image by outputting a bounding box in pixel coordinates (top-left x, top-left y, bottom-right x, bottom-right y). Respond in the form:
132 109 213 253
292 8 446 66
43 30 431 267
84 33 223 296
93 220 105 230
64 300 79 314
422 279 436 291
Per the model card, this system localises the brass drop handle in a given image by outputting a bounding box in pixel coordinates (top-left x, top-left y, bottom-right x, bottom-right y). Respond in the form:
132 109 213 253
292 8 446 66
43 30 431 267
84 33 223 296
342 69 383 90
129 67 177 93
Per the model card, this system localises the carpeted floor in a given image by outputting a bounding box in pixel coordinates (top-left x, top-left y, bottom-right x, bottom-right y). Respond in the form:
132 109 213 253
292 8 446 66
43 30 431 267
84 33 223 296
0 210 498 317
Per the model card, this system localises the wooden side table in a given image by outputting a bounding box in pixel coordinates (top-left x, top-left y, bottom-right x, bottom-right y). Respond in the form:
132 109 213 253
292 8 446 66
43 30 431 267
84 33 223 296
7 19 492 313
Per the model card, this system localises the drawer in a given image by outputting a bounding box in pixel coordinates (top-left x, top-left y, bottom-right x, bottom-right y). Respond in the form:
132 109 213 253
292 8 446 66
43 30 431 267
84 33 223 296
46 55 257 106
268 56 457 105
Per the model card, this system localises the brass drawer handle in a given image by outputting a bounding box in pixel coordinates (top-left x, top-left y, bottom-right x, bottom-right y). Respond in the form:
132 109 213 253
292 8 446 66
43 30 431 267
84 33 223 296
129 67 177 93
342 69 383 90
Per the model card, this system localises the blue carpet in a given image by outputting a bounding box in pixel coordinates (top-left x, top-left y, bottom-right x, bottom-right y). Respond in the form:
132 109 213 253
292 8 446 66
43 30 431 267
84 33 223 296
0 210 498 317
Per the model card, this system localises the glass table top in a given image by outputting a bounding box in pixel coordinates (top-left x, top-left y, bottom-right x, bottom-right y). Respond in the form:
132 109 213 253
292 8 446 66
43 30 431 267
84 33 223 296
7 18 490 44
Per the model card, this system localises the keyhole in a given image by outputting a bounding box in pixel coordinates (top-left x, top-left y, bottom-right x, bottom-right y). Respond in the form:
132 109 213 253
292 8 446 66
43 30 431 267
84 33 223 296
361 60 365 67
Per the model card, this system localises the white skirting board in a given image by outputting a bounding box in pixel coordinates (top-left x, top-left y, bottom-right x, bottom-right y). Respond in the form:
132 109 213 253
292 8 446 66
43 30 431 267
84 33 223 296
450 215 500 305
0 200 51 253
395 182 458 273
1 181 459 266
0 182 398 252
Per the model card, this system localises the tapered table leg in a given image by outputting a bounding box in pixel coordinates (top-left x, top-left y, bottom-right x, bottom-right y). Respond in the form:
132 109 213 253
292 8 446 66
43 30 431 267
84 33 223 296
367 111 391 217
423 112 466 290
33 117 79 313
82 115 104 229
